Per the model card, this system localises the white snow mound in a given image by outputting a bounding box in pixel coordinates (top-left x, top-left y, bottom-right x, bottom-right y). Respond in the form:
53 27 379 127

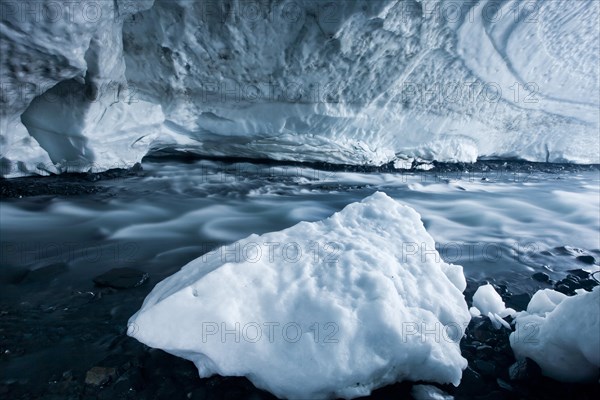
128 192 470 399
510 287 600 382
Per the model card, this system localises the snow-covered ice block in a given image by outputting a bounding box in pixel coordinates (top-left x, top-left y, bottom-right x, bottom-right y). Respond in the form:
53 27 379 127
510 287 600 382
128 192 470 399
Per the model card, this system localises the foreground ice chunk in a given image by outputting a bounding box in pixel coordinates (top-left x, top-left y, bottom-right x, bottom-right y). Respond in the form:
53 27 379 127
510 287 600 382
128 192 470 399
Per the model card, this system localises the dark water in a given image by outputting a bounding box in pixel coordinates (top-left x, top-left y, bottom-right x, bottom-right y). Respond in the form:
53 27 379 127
1 159 599 398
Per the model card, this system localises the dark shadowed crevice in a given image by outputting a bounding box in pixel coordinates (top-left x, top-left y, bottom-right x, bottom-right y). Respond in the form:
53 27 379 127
20 78 96 171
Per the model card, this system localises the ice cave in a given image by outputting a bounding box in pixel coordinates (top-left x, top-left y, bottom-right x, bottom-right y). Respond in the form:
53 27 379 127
0 1 599 399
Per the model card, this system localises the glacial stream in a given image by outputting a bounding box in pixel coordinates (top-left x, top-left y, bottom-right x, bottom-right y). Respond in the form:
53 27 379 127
1 159 598 398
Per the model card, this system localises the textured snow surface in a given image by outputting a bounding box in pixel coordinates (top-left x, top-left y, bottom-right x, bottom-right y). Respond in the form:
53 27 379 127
2 0 599 176
510 287 600 382
128 192 470 399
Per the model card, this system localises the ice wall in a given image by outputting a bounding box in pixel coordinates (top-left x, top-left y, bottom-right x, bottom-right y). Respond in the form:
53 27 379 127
1 0 599 176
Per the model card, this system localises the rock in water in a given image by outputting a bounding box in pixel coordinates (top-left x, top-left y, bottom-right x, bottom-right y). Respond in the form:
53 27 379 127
128 192 470 399
576 255 596 265
508 358 541 381
85 366 116 386
22 262 68 283
532 272 550 283
505 293 531 312
93 268 149 289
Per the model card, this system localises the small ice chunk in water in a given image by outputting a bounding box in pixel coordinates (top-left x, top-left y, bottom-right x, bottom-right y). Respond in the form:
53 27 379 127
469 307 481 317
472 284 506 315
472 284 515 329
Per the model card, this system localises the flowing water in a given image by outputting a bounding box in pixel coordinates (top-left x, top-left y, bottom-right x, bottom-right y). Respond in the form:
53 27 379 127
1 159 599 397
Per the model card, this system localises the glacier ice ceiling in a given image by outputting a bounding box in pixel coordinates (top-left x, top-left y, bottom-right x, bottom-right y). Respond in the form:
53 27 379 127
1 0 599 176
